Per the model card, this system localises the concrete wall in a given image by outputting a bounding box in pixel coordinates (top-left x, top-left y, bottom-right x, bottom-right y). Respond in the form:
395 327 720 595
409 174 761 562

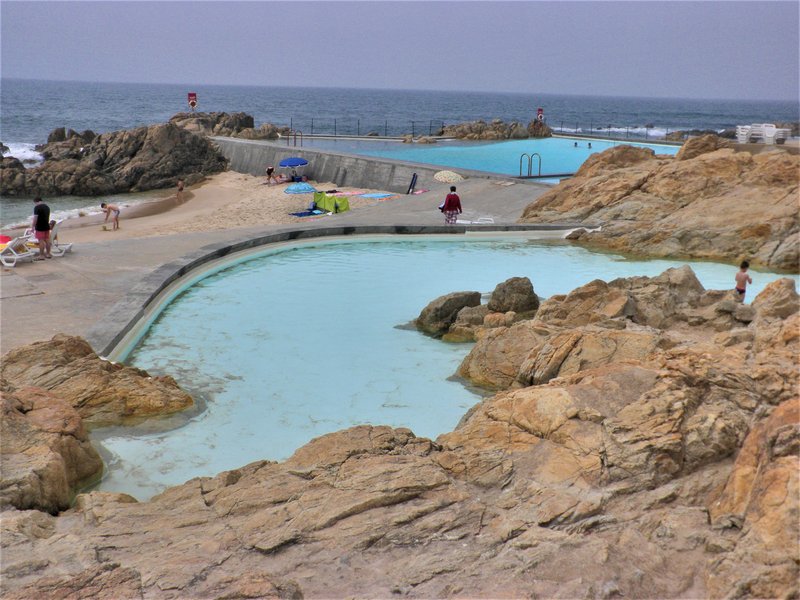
211 137 506 193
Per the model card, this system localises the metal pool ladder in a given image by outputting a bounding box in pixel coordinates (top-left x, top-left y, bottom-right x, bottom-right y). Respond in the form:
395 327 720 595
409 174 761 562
519 152 542 177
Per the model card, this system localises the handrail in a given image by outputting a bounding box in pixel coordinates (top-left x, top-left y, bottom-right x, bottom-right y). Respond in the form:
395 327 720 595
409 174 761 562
519 152 542 177
286 130 304 147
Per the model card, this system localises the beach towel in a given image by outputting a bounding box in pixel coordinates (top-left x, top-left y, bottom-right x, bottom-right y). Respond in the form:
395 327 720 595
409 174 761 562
411 189 430 195
284 182 317 194
290 209 325 217
360 193 395 199
329 190 366 196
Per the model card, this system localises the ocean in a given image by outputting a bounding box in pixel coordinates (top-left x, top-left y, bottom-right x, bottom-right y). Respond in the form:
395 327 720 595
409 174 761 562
1 78 798 228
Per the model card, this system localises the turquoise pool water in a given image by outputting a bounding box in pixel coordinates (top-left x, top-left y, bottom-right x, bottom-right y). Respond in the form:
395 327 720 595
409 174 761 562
95 236 792 500
300 136 680 177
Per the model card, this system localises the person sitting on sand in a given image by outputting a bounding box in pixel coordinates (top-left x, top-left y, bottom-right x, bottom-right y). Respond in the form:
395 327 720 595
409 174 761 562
101 202 121 231
735 260 753 302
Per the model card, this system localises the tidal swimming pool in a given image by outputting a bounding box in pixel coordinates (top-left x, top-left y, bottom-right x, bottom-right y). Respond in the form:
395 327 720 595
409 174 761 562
94 236 791 500
300 136 679 177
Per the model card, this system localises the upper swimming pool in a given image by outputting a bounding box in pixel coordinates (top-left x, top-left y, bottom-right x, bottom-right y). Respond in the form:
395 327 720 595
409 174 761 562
93 234 794 501
297 136 680 178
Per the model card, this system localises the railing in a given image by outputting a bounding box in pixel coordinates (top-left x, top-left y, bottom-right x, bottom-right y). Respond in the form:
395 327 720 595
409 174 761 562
519 152 542 177
286 118 446 138
286 130 303 147
273 116 687 142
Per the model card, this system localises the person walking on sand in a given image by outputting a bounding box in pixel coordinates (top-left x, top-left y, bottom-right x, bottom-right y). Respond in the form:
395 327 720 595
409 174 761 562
177 178 185 200
101 202 121 231
31 197 52 259
441 185 462 225
735 260 753 302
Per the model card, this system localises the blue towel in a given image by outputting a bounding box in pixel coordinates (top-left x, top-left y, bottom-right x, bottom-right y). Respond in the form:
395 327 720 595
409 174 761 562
360 192 394 198
284 182 317 194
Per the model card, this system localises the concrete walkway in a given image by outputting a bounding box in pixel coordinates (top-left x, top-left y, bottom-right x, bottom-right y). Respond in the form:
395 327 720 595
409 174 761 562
1 176 560 355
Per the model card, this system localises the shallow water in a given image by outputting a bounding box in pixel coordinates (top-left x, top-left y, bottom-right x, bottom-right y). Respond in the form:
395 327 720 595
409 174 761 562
94 237 795 500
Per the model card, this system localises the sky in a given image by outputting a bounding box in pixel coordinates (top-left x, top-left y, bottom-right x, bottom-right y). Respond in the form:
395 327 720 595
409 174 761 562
1 1 798 101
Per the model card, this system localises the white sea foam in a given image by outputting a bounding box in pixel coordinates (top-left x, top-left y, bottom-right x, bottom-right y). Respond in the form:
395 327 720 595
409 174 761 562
3 142 44 165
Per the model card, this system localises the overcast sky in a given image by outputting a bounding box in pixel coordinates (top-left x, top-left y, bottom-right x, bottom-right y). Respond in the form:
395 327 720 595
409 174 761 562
2 1 798 101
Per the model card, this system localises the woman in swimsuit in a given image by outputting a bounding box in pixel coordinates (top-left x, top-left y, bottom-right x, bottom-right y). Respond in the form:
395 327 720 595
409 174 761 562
100 202 121 231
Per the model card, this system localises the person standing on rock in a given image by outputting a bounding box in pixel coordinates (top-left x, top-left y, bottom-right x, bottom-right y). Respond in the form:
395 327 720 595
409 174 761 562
100 202 121 231
735 260 753 302
31 197 52 259
441 185 462 225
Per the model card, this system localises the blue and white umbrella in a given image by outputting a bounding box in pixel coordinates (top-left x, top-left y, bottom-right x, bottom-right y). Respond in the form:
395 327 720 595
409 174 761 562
278 157 308 168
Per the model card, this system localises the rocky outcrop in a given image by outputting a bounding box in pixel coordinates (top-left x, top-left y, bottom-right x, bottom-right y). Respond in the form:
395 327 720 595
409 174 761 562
1 335 193 427
415 291 481 337
1 382 103 513
520 137 800 272
0 122 227 196
1 276 797 599
443 119 552 140
169 111 254 136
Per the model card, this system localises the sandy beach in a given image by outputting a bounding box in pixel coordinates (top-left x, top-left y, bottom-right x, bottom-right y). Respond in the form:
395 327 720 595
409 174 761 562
26 172 403 244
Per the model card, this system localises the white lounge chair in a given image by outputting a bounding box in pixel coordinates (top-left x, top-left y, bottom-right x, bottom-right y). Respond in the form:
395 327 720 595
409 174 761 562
22 219 73 257
0 235 38 267
736 125 752 144
763 124 779 145
748 124 766 142
49 220 73 256
775 128 792 144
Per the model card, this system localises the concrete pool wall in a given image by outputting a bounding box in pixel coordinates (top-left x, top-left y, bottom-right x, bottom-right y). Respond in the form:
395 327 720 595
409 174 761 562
85 224 580 359
211 137 523 193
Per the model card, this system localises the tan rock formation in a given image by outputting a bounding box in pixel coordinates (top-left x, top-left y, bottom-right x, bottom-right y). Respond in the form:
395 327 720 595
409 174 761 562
1 274 797 599
1 335 193 427
1 382 103 513
519 138 800 272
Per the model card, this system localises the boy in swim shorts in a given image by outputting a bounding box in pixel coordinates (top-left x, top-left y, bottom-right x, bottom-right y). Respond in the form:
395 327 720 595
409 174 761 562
734 260 752 302
101 202 121 231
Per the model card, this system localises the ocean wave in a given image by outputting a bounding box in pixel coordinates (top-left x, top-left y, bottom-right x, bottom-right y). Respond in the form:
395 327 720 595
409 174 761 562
2 142 44 165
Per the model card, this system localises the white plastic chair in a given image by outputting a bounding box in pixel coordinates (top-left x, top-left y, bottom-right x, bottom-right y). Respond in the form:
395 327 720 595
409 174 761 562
0 235 37 267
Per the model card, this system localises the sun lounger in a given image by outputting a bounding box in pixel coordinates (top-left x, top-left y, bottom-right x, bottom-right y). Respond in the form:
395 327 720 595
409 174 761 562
49 220 73 256
22 220 73 257
0 235 38 267
736 125 752 144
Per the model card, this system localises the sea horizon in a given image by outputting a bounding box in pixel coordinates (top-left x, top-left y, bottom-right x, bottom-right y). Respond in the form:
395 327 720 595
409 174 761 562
4 76 799 105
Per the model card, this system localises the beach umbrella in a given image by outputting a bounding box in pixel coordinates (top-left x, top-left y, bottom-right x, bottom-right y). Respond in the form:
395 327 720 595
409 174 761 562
278 157 309 168
434 170 465 183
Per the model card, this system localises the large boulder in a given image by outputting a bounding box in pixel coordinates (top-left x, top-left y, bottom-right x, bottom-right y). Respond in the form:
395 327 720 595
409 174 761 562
520 145 800 272
415 291 481 337
675 133 732 160
1 335 193 427
0 123 227 197
1 382 103 513
487 276 539 314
